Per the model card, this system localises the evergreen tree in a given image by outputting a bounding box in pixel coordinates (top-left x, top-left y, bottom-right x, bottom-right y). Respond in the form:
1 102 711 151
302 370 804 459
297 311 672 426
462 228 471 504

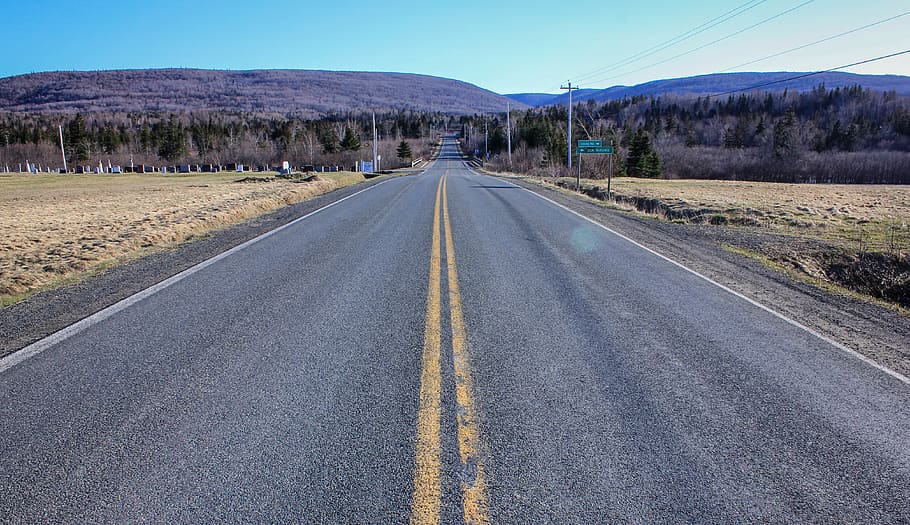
396 140 412 161
100 124 120 154
318 126 339 153
67 113 90 162
895 107 910 136
723 118 748 149
548 128 568 167
664 113 676 134
626 129 661 177
271 122 293 153
773 120 792 159
641 149 662 178
773 108 797 160
488 127 506 154
158 115 187 161
340 126 361 151
139 122 154 157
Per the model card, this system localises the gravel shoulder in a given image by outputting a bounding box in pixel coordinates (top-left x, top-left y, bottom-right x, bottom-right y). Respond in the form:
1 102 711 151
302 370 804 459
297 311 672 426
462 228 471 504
0 176 395 359
503 176 910 379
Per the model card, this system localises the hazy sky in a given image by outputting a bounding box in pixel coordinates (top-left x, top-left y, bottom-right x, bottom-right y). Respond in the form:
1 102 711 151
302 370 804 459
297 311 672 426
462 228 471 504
4 0 909 94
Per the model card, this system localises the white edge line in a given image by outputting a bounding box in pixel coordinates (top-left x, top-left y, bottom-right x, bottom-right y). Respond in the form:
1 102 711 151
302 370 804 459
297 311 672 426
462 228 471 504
0 179 394 375
465 168 910 386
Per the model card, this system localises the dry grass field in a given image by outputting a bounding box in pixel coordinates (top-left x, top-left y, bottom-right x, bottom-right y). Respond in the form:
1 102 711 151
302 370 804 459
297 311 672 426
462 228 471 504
0 171 368 306
604 178 910 253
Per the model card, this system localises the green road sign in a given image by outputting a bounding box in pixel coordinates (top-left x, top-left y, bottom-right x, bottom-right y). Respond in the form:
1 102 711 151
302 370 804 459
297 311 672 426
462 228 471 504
577 146 614 154
577 140 603 148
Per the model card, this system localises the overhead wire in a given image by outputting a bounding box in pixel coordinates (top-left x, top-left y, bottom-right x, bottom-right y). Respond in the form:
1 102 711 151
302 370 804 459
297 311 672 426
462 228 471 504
710 49 910 97
571 0 770 85
718 10 910 72
582 0 816 87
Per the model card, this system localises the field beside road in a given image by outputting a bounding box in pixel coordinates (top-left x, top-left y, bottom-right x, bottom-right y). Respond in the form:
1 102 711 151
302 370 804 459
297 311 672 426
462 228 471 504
522 176 910 310
594 178 910 250
0 171 368 306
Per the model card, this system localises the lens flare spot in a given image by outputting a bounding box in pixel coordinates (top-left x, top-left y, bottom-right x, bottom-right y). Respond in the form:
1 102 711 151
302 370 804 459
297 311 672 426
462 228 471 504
570 226 600 254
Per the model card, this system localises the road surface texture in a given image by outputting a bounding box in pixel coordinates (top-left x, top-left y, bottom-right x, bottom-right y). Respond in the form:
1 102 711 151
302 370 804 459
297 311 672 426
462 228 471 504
2 138 908 523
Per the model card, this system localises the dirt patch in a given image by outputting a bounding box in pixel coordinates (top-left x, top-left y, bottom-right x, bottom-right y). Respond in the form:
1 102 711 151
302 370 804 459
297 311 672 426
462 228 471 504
776 250 910 307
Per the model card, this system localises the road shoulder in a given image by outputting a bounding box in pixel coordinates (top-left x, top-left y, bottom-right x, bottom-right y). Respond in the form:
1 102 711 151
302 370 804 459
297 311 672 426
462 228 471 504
0 177 394 359
503 176 910 379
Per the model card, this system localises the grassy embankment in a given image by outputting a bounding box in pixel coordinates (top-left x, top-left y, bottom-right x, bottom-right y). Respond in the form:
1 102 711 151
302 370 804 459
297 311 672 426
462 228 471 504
529 175 910 310
0 171 372 307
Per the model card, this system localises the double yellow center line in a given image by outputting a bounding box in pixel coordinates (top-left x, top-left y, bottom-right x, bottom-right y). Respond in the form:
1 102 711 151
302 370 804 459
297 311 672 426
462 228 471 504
411 172 489 525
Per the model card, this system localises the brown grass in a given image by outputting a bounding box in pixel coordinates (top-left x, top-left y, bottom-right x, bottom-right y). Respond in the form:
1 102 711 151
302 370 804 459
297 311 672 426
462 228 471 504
0 171 370 305
543 176 910 254
614 178 910 252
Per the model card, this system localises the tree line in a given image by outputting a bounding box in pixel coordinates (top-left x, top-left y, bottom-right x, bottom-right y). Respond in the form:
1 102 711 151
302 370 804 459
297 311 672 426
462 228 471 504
0 110 455 170
3 83 910 183
460 84 910 184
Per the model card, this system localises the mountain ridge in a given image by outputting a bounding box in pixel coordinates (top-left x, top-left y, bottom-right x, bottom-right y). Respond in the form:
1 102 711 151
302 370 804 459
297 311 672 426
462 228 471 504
3 69 909 115
0 68 523 116
509 71 910 106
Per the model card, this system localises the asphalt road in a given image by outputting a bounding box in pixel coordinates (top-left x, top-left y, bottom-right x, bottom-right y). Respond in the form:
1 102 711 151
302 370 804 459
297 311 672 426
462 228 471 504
2 138 909 524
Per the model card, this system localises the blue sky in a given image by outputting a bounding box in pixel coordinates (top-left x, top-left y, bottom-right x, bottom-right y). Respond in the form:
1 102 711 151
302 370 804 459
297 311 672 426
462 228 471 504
4 0 908 94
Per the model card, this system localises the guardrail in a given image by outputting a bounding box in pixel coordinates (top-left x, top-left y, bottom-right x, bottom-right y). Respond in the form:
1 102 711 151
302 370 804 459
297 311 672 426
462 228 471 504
411 158 424 167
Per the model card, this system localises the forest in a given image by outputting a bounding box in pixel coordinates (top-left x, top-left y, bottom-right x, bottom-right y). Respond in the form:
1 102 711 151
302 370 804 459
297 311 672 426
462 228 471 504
2 83 909 183
0 110 455 172
464 84 910 184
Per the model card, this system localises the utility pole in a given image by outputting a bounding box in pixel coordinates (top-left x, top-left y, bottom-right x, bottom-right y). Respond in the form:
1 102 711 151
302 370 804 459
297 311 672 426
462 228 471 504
506 101 512 167
607 140 614 197
484 120 488 160
58 125 67 173
372 112 378 171
560 81 578 171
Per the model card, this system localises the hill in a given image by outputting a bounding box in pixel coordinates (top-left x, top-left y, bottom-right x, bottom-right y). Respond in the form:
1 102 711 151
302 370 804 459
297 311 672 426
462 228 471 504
0 69 523 116
504 93 566 107
509 72 910 106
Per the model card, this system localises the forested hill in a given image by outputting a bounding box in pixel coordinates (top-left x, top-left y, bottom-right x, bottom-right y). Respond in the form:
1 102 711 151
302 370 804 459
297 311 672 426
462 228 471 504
0 69 523 116
510 72 910 107
466 83 910 184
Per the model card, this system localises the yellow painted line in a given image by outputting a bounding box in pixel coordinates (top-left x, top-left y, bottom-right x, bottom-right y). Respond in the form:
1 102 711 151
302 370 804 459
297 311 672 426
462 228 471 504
411 175 445 525
442 175 491 525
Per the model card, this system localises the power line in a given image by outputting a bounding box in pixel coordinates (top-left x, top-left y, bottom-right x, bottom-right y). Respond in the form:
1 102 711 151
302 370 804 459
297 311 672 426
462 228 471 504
584 0 816 87
711 49 910 97
719 10 910 72
572 0 769 84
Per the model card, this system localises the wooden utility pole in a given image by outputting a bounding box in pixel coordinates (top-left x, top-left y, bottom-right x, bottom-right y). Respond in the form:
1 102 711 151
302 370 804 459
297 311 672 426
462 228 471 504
372 112 378 171
506 101 512 167
560 81 579 171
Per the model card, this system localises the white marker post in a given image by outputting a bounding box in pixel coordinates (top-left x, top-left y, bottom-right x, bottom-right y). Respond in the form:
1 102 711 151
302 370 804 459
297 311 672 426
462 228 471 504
59 125 68 173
